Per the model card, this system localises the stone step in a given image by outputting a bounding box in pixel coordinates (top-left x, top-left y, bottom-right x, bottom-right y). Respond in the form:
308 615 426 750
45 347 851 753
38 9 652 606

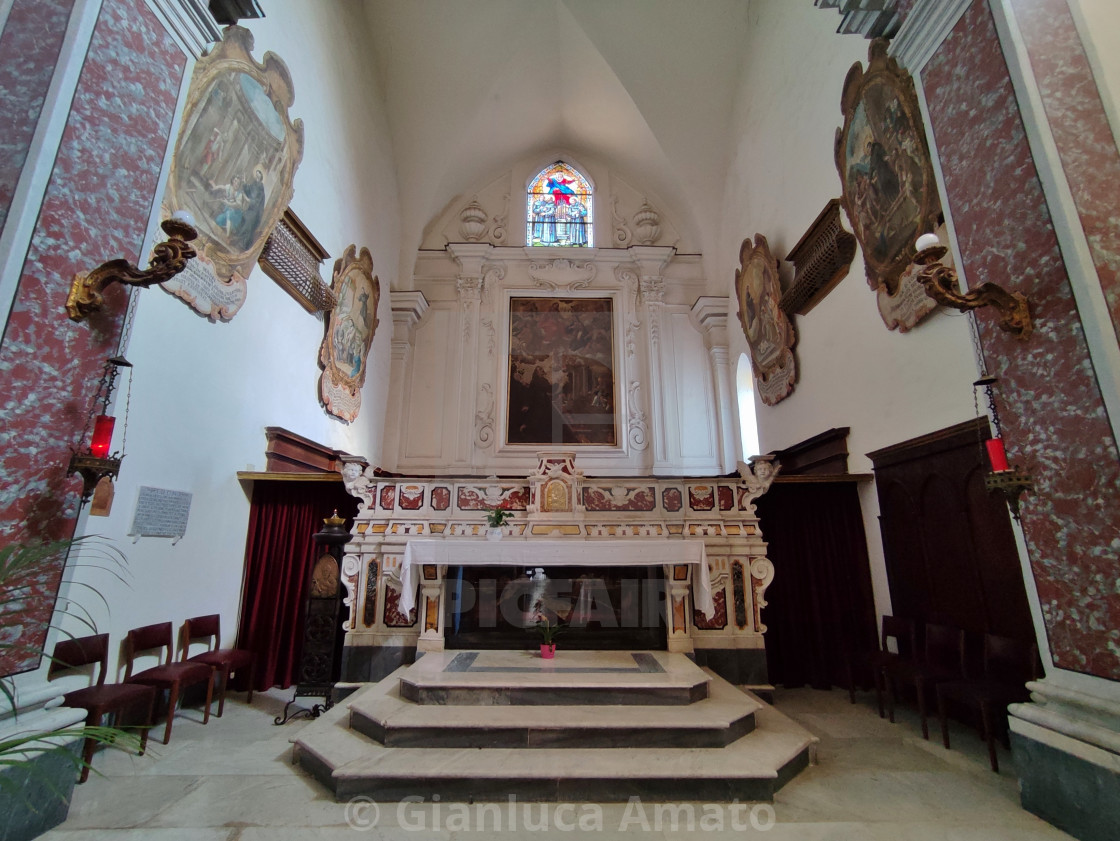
293 669 817 802
397 650 710 706
350 670 759 749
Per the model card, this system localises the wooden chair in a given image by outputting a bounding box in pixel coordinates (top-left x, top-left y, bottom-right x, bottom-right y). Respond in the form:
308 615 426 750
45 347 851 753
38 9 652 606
885 622 966 739
124 622 213 745
48 633 156 782
844 615 916 718
180 614 254 717
936 634 1040 771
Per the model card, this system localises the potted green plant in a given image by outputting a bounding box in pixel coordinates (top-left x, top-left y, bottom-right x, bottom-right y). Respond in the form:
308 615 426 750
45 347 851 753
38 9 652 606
534 611 564 659
0 537 139 836
484 507 512 541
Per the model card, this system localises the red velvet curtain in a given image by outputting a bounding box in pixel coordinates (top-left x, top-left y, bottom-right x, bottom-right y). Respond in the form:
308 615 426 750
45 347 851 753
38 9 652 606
236 480 357 691
755 481 879 689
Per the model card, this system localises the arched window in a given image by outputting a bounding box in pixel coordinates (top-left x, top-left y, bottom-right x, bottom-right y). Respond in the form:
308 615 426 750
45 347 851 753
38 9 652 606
526 162 593 247
736 353 760 459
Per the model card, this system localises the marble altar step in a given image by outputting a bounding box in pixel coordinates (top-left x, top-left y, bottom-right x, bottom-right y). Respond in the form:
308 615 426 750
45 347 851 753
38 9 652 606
398 650 710 706
293 653 817 802
350 667 759 748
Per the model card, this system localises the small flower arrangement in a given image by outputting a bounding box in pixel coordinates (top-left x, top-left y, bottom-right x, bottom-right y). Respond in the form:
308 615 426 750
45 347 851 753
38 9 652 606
535 614 564 644
534 602 565 645
485 507 513 528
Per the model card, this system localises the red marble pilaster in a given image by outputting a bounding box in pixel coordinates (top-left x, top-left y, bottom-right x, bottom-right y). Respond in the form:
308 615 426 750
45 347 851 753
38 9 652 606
922 0 1120 679
0 0 75 235
0 0 186 675
1010 0 1120 347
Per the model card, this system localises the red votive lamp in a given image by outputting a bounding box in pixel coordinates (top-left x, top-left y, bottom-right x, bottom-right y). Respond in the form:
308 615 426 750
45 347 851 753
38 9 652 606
90 414 116 458
986 437 1010 472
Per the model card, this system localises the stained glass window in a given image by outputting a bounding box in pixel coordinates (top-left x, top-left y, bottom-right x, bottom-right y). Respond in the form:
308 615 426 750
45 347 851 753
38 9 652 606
526 162 593 247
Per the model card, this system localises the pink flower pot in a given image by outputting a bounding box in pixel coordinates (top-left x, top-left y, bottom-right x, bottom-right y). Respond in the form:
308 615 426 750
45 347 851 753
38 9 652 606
540 643 556 659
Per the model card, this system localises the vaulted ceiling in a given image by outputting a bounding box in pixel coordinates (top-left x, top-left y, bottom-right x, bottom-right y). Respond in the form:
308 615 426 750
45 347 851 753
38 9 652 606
361 0 753 283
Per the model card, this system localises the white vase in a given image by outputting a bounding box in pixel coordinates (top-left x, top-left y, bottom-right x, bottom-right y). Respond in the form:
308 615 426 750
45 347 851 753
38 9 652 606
486 527 503 541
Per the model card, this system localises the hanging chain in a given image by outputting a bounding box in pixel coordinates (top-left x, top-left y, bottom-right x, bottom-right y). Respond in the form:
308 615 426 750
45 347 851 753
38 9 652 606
967 310 988 379
118 365 133 456
75 369 106 450
967 310 997 458
113 288 140 455
118 287 140 356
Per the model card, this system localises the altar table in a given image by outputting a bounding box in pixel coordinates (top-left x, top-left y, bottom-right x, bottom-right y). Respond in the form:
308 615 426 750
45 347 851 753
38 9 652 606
398 538 714 619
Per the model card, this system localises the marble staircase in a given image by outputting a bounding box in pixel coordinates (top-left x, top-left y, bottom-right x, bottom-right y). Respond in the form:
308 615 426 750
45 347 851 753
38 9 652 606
293 650 816 802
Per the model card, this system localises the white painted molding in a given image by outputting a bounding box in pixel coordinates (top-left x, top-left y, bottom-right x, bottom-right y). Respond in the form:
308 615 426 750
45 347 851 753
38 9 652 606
0 0 15 34
143 0 220 59
1009 716 1120 774
689 296 729 339
890 0 971 73
390 290 430 329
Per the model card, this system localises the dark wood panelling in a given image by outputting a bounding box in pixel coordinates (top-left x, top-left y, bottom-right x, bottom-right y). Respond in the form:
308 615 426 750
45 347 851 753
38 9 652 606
869 419 1035 656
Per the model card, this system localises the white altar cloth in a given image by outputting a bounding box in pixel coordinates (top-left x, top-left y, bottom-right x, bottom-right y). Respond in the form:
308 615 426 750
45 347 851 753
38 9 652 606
398 539 714 619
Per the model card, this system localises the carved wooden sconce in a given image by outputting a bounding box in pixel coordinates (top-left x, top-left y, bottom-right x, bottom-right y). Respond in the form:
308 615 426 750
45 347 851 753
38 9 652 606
66 212 198 322
913 233 1033 340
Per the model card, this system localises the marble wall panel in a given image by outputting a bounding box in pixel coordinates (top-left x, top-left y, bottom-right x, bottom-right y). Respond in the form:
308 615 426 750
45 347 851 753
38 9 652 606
1009 0 1120 354
0 0 74 235
0 0 185 675
922 0 1120 679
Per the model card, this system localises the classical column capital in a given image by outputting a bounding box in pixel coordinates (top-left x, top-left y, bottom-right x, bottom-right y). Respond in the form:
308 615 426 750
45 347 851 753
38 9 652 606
447 241 495 280
626 244 676 280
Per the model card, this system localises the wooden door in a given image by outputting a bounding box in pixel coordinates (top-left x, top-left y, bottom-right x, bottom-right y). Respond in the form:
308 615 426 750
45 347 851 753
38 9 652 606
869 419 1035 660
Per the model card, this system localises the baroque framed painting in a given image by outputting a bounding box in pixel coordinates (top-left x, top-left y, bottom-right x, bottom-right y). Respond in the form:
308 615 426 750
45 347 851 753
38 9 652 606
161 25 304 320
735 234 796 406
506 296 616 446
319 245 380 422
835 38 941 326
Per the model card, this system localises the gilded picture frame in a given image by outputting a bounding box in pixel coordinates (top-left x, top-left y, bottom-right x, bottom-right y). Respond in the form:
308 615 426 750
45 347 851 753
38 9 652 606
506 296 617 446
161 26 304 320
835 39 941 301
319 245 380 422
735 234 796 406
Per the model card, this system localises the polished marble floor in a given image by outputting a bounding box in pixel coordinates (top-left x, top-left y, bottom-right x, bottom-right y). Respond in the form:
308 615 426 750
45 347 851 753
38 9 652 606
41 683 1075 840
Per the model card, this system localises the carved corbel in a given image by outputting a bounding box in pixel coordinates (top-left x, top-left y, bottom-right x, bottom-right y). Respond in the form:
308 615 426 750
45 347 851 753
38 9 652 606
341 457 376 507
737 454 779 500
749 557 775 633
340 553 362 630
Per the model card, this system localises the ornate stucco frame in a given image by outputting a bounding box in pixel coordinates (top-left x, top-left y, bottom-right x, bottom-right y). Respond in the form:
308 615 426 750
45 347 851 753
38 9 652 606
319 245 380 422
734 234 796 406
835 38 941 300
161 25 304 319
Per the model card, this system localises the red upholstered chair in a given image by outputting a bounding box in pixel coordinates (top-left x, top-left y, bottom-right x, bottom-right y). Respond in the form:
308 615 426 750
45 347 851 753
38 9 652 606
936 634 1040 771
48 633 156 783
124 622 213 745
180 614 254 717
885 622 966 739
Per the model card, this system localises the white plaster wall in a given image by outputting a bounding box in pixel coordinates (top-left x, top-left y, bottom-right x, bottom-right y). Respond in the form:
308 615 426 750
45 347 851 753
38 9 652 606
57 0 401 672
718 0 979 622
